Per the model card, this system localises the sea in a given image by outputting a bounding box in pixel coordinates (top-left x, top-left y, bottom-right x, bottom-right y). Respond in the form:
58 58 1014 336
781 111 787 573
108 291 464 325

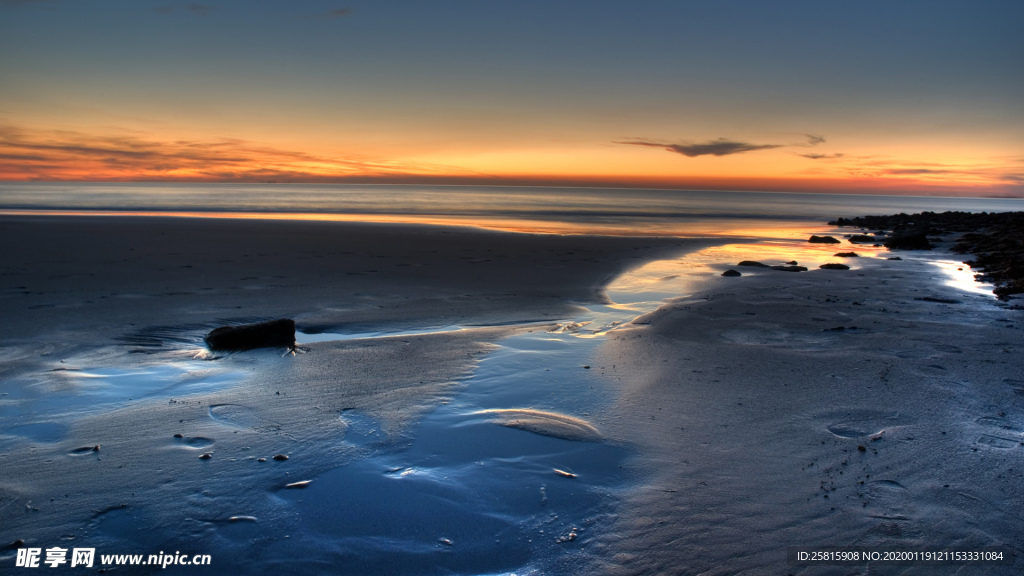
1 182 1021 236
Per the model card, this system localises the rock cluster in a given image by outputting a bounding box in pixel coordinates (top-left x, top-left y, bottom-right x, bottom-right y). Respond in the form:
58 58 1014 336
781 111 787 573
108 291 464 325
830 211 1024 299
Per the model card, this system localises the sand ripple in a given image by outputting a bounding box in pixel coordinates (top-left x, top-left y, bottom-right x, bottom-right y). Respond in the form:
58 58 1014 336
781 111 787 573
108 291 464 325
477 409 603 442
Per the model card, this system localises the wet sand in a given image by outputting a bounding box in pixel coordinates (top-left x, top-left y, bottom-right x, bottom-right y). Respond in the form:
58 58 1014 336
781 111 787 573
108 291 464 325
590 244 1024 574
1 215 1021 574
0 215 713 572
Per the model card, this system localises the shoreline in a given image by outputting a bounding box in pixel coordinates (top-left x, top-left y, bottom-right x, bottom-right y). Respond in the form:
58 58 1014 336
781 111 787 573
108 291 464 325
0 215 721 572
2 214 1021 573
590 234 1023 574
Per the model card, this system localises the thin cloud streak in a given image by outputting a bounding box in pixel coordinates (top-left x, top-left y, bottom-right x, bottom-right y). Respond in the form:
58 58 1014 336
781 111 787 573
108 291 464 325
616 138 784 157
0 126 483 182
617 133 827 158
800 153 845 160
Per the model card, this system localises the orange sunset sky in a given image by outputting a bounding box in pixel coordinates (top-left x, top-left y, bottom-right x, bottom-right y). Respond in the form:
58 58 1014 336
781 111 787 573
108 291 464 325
1 1 1022 196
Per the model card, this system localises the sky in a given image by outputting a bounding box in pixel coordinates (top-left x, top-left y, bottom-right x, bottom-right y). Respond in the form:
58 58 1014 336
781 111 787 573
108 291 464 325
1 0 1022 196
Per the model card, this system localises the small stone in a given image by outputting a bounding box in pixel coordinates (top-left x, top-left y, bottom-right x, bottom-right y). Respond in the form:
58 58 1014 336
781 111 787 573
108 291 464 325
857 445 866 452
887 256 902 260
272 454 289 461
819 263 850 270
582 365 591 369
834 252 859 257
721 269 741 277
808 235 841 244
173 433 183 438
257 458 266 462
199 453 212 460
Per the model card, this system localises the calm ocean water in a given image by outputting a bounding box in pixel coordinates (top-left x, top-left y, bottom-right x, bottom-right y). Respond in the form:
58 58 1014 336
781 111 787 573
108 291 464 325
1 182 1021 236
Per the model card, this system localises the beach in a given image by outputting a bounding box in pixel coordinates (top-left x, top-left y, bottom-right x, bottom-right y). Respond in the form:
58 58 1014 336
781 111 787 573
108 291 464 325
1 213 1021 574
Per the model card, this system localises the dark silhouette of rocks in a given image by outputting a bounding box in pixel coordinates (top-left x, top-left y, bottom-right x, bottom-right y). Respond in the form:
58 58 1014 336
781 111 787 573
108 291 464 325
819 263 850 270
885 232 932 250
847 234 878 243
834 252 859 257
721 269 742 277
770 265 807 272
808 235 840 244
738 261 770 267
830 211 1024 299
206 319 296 351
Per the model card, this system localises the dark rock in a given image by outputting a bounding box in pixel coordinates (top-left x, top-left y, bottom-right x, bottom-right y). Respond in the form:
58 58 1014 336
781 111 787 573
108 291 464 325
721 269 742 277
272 454 289 461
886 233 932 250
770 265 808 272
848 234 877 243
819 263 850 270
808 235 841 244
785 261 798 265
738 260 770 267
205 319 295 351
834 252 859 257
887 257 902 261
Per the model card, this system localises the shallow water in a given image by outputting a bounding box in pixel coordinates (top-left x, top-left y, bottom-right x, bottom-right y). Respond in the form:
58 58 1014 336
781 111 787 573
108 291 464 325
202 235 1005 573
0 224 1013 573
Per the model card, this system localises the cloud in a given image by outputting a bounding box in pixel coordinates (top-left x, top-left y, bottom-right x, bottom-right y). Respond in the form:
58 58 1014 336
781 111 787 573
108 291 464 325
885 168 953 175
799 153 845 160
0 125 476 182
617 138 784 158
804 134 826 146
